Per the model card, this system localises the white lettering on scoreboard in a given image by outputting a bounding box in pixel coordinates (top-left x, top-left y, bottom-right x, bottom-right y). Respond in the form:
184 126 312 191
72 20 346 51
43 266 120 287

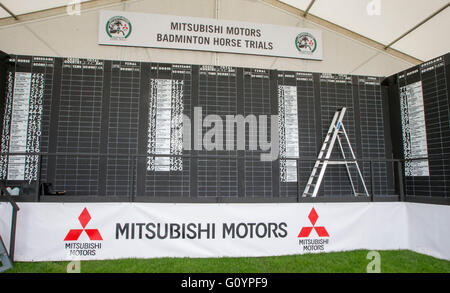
8 72 31 180
147 79 184 172
98 10 323 60
399 81 429 176
278 85 299 182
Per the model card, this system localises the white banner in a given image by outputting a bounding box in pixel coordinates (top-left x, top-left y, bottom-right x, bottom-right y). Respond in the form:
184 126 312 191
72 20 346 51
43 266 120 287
98 10 323 60
3 202 449 262
406 203 450 260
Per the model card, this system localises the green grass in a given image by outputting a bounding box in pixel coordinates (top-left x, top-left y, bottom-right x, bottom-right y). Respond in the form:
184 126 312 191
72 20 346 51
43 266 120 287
4 250 450 273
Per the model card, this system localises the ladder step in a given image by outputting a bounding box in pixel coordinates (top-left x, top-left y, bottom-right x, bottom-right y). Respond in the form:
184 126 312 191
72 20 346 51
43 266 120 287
326 161 356 165
326 161 347 165
354 193 369 197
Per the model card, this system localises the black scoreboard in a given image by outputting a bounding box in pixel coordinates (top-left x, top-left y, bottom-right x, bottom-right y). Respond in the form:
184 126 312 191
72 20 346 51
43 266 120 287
3 51 449 202
385 53 450 200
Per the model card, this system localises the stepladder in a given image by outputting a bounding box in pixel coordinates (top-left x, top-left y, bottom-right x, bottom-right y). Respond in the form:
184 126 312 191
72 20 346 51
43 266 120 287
302 107 370 198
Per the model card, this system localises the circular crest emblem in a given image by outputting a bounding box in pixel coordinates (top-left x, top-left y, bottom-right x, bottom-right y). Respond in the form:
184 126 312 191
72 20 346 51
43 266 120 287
295 32 317 54
106 16 132 40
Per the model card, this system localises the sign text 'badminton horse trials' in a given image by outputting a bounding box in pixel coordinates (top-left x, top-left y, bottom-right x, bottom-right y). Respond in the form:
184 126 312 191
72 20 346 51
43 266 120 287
98 10 323 60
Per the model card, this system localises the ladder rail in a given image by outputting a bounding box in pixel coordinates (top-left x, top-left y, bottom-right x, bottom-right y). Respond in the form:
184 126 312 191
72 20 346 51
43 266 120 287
339 124 357 162
310 108 347 197
318 111 341 160
323 108 347 162
302 111 341 197
336 135 358 196
340 124 370 197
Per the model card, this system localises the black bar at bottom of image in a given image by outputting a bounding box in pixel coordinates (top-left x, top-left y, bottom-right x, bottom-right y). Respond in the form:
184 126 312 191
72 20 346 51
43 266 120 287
1 273 448 291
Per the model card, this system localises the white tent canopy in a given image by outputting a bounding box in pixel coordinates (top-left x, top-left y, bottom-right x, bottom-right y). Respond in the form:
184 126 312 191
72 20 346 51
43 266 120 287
280 0 450 62
0 0 91 18
0 0 449 62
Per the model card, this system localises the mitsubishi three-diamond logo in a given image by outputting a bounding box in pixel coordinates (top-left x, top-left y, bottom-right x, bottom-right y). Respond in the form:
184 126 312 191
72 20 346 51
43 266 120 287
298 207 330 252
64 208 103 257
298 207 329 238
64 208 103 241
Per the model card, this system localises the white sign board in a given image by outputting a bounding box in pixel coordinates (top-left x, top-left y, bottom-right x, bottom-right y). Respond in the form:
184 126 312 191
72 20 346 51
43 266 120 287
98 10 323 60
2 202 449 262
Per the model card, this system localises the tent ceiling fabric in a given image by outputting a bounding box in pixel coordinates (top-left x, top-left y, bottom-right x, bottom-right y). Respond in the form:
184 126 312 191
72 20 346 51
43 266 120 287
0 0 448 61
281 0 450 61
391 6 450 62
0 0 91 18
